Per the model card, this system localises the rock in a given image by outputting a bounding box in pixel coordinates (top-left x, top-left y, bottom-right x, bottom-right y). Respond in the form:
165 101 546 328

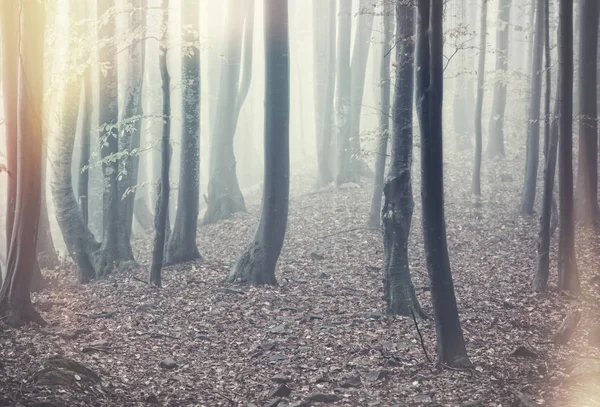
362 312 385 320
317 272 330 279
340 374 361 388
364 370 391 382
305 393 340 403
269 384 291 398
30 356 100 386
310 252 325 261
58 330 80 340
81 339 109 353
510 346 538 359
159 357 178 369
270 324 289 334
270 374 291 384
263 399 282 407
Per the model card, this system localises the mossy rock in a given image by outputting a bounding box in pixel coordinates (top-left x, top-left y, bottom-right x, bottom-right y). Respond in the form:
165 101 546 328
30 356 99 386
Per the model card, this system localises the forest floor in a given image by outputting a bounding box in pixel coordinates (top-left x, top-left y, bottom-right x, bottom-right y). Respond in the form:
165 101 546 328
3 148 600 407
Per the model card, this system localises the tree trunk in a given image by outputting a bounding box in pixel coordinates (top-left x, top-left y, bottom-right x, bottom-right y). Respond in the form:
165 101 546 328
533 0 556 292
149 0 172 287
416 0 471 368
367 2 393 229
382 1 426 318
557 0 580 295
520 0 545 215
575 0 599 227
228 0 289 286
203 0 254 225
37 156 58 270
472 0 487 197
78 61 93 226
0 0 46 326
486 0 511 158
167 0 202 264
312 0 336 186
334 0 353 185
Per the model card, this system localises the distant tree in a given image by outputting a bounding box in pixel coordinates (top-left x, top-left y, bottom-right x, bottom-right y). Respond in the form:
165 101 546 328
367 2 393 229
228 0 289 286
149 0 172 287
534 0 556 292
78 55 93 226
37 160 58 270
381 0 425 318
557 0 580 295
166 0 202 264
486 0 511 158
203 0 254 225
416 0 471 367
520 0 544 215
0 0 46 326
312 0 336 186
574 0 599 227
472 0 487 197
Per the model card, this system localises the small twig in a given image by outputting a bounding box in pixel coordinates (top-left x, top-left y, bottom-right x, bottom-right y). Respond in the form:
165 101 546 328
411 308 432 363
132 276 147 285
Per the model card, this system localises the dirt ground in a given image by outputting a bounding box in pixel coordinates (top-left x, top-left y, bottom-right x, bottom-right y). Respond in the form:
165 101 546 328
2 147 600 407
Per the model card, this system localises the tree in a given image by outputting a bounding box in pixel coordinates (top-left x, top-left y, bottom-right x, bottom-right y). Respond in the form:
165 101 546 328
472 0 487 197
166 0 202 264
0 0 46 326
312 0 336 186
367 1 393 229
149 0 172 287
228 0 290 286
557 0 580 295
203 0 255 225
486 0 511 158
78 58 93 226
382 0 426 318
574 0 599 227
533 0 556 292
520 0 544 215
416 0 471 367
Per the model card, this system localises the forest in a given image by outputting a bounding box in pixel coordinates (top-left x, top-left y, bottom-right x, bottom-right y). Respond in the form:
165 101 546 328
1 0 600 405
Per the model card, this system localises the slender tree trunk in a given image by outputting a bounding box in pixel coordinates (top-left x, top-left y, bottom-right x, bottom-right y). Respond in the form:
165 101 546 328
558 0 580 295
487 0 511 157
167 0 202 264
367 3 393 229
228 0 289 286
149 0 171 287
78 63 93 226
203 0 254 225
416 0 471 368
534 0 555 292
0 0 46 326
520 0 545 215
37 155 58 270
312 0 336 186
472 0 487 197
575 0 599 227
382 1 425 318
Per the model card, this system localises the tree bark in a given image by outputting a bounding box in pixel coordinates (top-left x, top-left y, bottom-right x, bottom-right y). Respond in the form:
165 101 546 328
78 59 93 226
167 0 202 264
486 0 511 158
312 0 336 186
203 0 254 225
0 0 47 326
149 0 172 287
520 0 545 215
228 0 289 286
367 2 393 229
416 0 471 368
557 0 580 295
575 0 599 227
472 0 487 197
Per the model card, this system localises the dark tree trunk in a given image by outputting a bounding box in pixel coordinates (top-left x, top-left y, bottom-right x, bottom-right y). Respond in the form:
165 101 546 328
520 0 545 215
575 0 599 227
203 1 254 225
486 0 511 158
0 0 46 326
228 0 289 286
96 0 121 276
382 1 425 318
557 0 580 295
312 0 336 186
78 61 93 226
533 0 556 292
367 2 393 229
334 0 353 185
472 0 487 197
149 0 172 288
416 0 471 368
167 0 202 264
